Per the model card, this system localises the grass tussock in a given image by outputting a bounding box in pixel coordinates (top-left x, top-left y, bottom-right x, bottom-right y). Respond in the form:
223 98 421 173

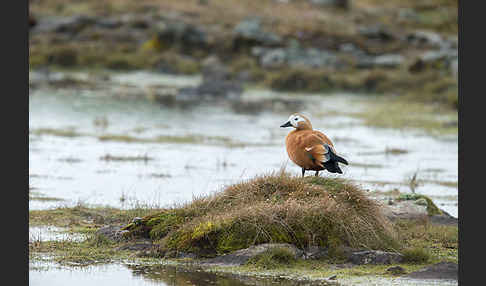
246 247 297 269
401 247 430 264
122 171 399 258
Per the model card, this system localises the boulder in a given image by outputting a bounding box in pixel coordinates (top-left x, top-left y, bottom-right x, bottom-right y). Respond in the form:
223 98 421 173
358 54 404 69
348 250 404 265
233 18 282 48
259 48 287 68
255 46 340 69
358 25 395 42
116 239 154 251
405 262 458 280
303 246 329 260
32 16 95 35
407 31 456 50
96 225 129 242
156 21 209 51
409 49 458 73
177 56 242 101
309 0 350 9
202 243 304 266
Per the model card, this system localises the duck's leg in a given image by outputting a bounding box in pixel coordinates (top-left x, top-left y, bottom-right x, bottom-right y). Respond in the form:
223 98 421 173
315 171 319 177
302 168 306 177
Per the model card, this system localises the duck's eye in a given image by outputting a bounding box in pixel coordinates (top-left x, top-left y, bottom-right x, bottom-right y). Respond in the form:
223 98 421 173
294 118 298 121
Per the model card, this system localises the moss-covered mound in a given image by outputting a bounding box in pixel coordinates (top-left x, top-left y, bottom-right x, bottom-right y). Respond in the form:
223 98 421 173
122 172 399 257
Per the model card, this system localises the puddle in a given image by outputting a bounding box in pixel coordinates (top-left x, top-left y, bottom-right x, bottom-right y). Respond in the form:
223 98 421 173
29 260 331 286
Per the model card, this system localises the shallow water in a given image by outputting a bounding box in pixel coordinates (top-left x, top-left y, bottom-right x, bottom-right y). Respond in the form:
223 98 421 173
29 260 333 286
29 259 457 286
29 70 458 217
29 70 458 285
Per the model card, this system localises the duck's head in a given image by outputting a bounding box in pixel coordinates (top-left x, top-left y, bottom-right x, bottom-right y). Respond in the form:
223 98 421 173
280 113 313 130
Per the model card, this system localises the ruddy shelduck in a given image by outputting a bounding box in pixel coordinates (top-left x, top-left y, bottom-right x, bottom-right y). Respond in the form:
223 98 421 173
280 113 348 177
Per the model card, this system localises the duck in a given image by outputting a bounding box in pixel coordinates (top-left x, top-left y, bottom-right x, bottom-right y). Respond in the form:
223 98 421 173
280 113 348 177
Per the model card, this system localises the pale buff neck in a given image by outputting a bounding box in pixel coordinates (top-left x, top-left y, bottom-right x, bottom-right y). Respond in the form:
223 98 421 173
296 121 313 131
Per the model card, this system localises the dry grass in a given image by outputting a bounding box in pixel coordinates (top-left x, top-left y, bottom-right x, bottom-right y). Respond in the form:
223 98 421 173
123 171 399 257
394 218 457 263
99 154 153 162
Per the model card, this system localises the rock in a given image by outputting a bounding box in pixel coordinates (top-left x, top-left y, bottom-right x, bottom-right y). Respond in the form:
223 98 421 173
95 18 123 29
177 56 242 101
398 8 419 21
116 240 154 251
233 18 282 48
407 31 444 48
33 16 95 35
201 56 231 81
178 79 242 101
309 0 349 9
303 246 329 260
429 211 458 226
164 250 198 259
348 250 404 265
383 197 458 225
202 243 304 266
287 48 339 68
358 25 394 42
96 225 129 242
358 54 404 69
414 198 428 206
255 46 339 69
421 49 457 63
132 217 143 225
405 262 458 280
230 98 304 114
409 49 457 73
259 48 287 68
372 54 404 68
386 266 406 275
156 21 209 51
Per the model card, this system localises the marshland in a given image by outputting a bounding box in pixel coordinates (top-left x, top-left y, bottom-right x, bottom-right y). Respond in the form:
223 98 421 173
29 0 458 285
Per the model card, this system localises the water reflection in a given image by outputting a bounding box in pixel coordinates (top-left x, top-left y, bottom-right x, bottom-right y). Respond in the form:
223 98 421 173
30 261 330 286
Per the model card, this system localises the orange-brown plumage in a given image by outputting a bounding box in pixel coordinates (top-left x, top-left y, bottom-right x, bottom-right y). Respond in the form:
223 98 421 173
281 113 348 176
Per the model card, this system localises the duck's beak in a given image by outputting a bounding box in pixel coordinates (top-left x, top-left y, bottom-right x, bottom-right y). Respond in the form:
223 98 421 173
280 121 292 128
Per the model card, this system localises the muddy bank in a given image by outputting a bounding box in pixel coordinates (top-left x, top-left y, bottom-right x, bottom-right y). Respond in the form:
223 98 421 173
29 0 458 109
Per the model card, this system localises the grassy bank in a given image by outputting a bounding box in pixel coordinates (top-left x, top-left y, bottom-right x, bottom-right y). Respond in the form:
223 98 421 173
30 173 457 271
29 0 458 110
120 172 399 258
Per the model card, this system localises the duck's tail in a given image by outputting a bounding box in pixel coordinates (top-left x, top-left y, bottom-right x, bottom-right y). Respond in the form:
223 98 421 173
323 146 348 174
